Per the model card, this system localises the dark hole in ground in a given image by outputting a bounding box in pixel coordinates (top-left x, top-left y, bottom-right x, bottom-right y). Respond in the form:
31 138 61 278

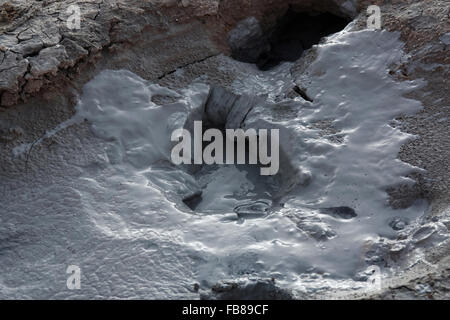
319 206 357 220
181 125 280 213
182 191 203 210
178 89 283 213
228 10 350 70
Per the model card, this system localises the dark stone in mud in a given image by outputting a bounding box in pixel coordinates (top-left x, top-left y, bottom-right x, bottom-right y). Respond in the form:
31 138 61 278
293 85 313 102
319 206 357 219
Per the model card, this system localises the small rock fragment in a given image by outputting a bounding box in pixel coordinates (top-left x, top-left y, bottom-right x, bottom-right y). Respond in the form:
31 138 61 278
228 17 270 64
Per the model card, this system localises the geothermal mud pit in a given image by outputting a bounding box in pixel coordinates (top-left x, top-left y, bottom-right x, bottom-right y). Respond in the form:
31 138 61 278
1 0 450 300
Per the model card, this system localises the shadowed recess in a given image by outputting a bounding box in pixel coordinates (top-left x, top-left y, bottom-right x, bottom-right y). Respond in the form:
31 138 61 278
229 9 350 70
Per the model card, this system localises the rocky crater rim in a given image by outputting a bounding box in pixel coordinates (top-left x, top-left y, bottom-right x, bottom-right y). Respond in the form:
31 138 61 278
0 0 361 108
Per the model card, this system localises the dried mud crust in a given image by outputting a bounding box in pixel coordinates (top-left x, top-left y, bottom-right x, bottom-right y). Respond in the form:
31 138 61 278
363 0 450 299
0 0 449 299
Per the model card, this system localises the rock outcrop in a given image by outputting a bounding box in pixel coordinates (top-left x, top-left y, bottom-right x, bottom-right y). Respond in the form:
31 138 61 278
0 0 359 108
